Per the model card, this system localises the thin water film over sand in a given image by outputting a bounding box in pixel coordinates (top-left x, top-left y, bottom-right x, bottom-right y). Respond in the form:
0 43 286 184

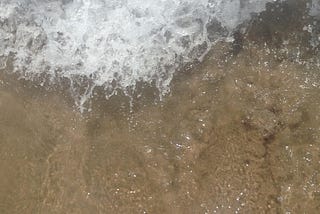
1 1 320 213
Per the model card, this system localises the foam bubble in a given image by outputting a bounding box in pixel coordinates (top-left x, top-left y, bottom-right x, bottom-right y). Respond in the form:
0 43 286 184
0 0 273 106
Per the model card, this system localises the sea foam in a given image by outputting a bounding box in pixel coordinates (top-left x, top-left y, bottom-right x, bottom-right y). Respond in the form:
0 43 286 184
0 0 273 106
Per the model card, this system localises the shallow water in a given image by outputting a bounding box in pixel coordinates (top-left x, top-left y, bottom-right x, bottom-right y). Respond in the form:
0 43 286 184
1 1 320 214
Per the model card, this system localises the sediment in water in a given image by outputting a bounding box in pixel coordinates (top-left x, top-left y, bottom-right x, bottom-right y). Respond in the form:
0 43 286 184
0 1 320 213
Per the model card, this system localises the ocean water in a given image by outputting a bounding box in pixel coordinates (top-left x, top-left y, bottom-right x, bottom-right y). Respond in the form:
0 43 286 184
0 0 320 213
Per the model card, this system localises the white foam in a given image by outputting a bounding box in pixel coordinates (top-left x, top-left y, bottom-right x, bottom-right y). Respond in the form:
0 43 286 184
0 0 273 104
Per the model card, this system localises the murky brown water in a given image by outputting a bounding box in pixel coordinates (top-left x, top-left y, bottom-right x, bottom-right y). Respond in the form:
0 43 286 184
1 1 320 213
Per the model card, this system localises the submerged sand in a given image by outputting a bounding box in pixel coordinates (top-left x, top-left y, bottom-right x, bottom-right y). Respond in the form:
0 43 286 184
0 1 320 213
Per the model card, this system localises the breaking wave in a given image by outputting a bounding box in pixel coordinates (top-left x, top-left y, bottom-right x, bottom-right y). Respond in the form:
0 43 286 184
0 0 275 105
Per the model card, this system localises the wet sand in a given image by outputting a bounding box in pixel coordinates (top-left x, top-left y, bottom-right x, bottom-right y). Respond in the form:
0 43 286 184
1 1 320 213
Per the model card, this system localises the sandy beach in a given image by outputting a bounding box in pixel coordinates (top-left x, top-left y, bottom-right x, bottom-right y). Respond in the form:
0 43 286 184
0 1 320 213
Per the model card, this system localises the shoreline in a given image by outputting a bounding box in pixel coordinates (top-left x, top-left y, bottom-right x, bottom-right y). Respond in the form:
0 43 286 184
0 1 320 213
